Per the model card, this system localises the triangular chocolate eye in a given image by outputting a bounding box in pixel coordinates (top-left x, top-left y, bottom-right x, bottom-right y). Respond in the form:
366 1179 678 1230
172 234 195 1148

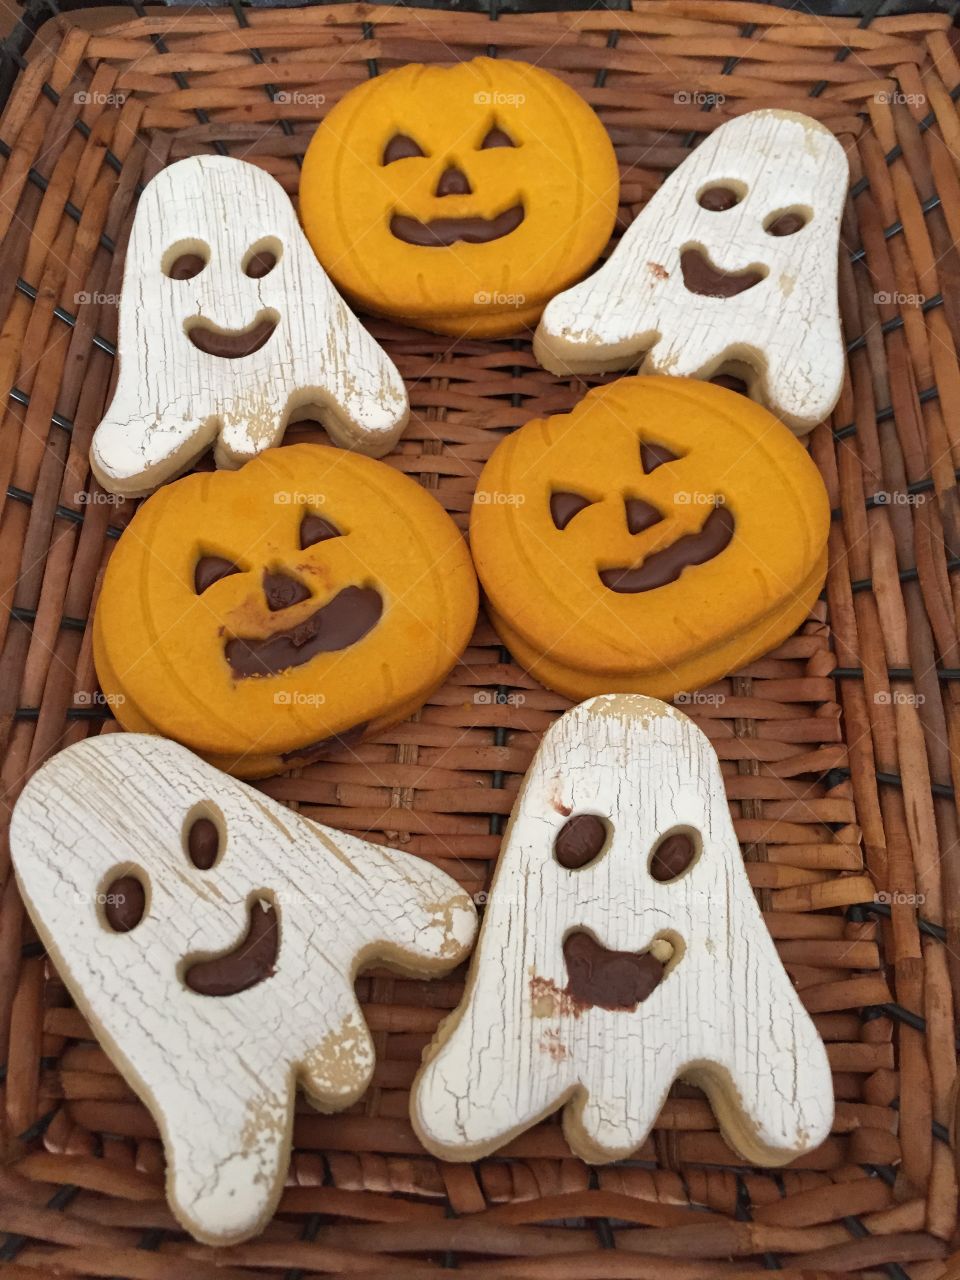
300 512 342 549
383 134 426 164
640 440 683 474
480 126 515 149
194 555 241 594
625 497 664 535
550 491 593 531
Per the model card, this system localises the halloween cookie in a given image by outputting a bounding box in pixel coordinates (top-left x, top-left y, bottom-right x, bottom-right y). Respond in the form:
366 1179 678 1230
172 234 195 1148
91 155 409 498
535 110 849 434
469 376 829 700
412 694 832 1164
11 733 476 1245
94 444 478 777
300 58 619 338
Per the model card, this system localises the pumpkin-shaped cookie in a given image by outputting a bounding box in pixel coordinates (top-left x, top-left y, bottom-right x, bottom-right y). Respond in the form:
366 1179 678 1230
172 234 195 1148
469 377 829 700
95 445 478 777
300 58 619 338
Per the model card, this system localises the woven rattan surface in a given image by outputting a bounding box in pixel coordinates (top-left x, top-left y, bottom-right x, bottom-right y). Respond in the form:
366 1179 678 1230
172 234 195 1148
0 2 959 1275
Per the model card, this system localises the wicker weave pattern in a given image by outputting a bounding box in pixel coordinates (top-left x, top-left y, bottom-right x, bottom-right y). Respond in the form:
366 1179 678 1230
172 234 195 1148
0 3 958 1275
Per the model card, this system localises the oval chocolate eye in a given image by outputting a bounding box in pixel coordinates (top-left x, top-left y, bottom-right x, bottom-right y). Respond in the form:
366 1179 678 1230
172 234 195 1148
187 816 220 870
698 185 741 212
480 126 515 149
554 814 608 869
765 209 808 237
166 253 206 280
300 512 342 549
550 491 593 531
245 250 277 279
383 134 426 164
103 872 146 932
194 555 242 594
649 829 698 882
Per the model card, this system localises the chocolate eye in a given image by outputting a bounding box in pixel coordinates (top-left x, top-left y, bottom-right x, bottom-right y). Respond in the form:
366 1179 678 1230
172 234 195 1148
639 440 683 474
382 134 426 164
554 814 609 869
186 814 221 870
765 208 809 237
300 512 342 549
244 251 277 278
698 185 741 211
165 252 207 280
625 497 663 535
194 555 242 594
550 491 594 531
101 868 147 933
479 126 515 149
649 828 699 882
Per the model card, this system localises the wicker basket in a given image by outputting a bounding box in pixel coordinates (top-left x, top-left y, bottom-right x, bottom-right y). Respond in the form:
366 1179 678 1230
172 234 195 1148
1 1 959 1275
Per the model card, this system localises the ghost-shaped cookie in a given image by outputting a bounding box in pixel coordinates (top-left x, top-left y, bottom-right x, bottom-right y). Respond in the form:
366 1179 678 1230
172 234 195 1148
10 733 476 1245
412 694 832 1165
90 155 409 497
534 110 849 434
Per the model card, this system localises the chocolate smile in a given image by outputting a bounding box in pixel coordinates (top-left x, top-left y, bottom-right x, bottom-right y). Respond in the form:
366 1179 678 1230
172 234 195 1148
186 310 279 358
600 504 734 594
390 203 525 247
225 585 383 678
680 247 765 299
185 897 279 997
564 930 675 1012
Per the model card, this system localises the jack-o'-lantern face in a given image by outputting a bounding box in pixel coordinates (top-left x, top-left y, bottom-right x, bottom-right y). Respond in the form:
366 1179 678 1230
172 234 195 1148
94 445 478 778
300 58 619 338
469 377 830 701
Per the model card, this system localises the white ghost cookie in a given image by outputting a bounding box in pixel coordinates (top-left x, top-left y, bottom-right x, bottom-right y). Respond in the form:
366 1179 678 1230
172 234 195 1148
10 733 475 1246
534 110 849 434
90 155 409 497
412 694 833 1165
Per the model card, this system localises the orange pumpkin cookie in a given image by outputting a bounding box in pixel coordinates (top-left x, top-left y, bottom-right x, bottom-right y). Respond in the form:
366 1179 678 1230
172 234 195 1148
469 377 829 700
95 444 478 778
300 58 619 338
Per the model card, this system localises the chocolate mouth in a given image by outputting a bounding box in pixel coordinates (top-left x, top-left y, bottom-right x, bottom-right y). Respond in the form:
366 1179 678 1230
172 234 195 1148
564 930 674 1012
390 203 525 247
186 311 279 358
185 897 279 997
680 247 765 299
600 504 734 594
225 585 383 678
